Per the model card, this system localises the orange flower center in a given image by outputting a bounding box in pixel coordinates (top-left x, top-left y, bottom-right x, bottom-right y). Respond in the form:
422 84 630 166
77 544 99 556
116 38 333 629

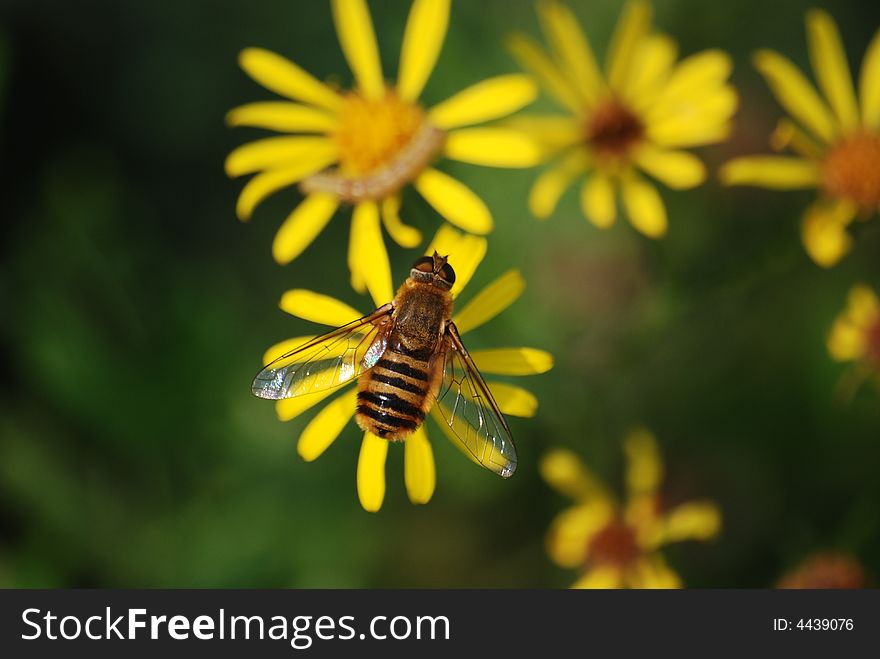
586 98 644 160
822 131 880 212
587 518 640 568
334 90 428 176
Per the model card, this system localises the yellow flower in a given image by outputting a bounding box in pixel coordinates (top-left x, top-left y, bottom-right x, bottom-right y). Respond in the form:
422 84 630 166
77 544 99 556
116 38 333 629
263 226 553 512
827 283 880 372
541 429 721 588
508 0 736 237
226 0 540 302
721 10 880 268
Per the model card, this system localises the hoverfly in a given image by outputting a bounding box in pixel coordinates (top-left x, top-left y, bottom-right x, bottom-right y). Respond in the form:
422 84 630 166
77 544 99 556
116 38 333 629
252 252 517 478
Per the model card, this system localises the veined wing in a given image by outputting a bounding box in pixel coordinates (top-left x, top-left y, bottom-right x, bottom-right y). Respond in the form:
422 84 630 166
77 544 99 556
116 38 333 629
431 321 517 478
252 303 393 400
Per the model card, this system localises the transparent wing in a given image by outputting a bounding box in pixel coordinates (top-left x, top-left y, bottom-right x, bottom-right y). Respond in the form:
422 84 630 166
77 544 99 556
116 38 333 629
432 321 518 478
252 303 393 400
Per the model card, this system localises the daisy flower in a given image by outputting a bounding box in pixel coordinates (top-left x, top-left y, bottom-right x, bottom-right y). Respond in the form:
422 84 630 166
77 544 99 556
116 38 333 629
262 225 553 512
541 429 721 588
226 0 540 303
827 283 880 390
507 0 736 237
721 10 880 268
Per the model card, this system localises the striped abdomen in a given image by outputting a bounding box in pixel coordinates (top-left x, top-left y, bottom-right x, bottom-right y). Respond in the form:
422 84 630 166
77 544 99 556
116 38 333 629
355 344 442 441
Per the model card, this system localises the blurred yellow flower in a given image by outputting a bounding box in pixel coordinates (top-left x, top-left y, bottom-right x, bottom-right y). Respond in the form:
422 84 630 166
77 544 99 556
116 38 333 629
541 429 721 588
827 283 880 382
508 0 736 237
263 226 553 512
721 10 880 267
226 0 540 302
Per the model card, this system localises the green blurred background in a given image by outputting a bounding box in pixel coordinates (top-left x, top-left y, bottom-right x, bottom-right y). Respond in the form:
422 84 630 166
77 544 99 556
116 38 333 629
1 0 879 588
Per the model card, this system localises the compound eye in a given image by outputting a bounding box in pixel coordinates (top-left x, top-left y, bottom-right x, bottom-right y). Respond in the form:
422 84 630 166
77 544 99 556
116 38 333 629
440 262 456 285
411 256 434 273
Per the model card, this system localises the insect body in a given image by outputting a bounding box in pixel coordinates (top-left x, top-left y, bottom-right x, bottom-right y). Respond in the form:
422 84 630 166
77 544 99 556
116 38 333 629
252 253 517 477
355 258 452 439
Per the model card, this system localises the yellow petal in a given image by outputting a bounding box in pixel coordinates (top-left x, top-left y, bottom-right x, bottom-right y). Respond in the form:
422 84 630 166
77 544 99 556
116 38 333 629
238 48 342 111
537 0 603 102
506 115 582 154
625 34 678 107
444 127 543 167
623 427 663 497
625 492 660 541
225 136 338 177
647 87 738 148
627 556 682 589
428 74 539 130
235 156 338 221
859 28 880 127
488 381 538 418
632 144 706 190
357 431 389 512
719 156 822 189
529 151 586 219
540 448 610 502
272 193 339 265
453 269 525 334
753 49 837 144
827 309 867 362
647 117 733 149
572 565 624 589
659 501 721 543
226 101 339 132
331 0 384 100
770 118 824 160
414 168 493 234
827 320 864 361
547 502 614 568
404 427 436 505
580 172 616 228
620 175 667 238
471 348 554 375
279 290 363 326
846 282 878 315
606 0 652 92
350 201 393 306
297 388 358 462
506 33 581 112
276 387 336 422
649 50 733 120
806 9 859 132
381 195 422 248
424 225 488 297
801 198 857 268
848 284 880 326
397 0 450 102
